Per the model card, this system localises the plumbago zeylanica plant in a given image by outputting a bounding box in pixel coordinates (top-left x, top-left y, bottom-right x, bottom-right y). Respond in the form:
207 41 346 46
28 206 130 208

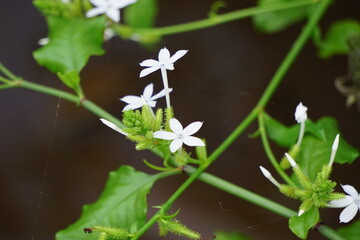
1 0 360 239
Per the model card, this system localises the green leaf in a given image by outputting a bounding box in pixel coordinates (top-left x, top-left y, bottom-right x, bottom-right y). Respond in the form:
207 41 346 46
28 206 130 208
214 231 252 240
33 16 105 75
57 71 80 91
298 118 359 181
337 220 360 240
316 19 360 58
289 206 319 239
55 165 167 240
264 115 359 181
123 0 158 28
252 0 310 33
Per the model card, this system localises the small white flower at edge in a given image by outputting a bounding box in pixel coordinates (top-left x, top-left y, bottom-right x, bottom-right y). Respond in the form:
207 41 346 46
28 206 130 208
120 83 172 111
139 47 188 78
153 118 205 153
100 118 127 136
86 0 137 22
295 102 308 123
329 184 360 223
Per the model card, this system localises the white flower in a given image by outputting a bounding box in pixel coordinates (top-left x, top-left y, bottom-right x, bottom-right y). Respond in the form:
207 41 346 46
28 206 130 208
120 83 172 112
153 118 205 153
139 47 188 78
329 184 360 223
38 37 49 46
295 102 308 146
139 47 188 109
295 102 308 123
259 166 281 188
100 118 127 136
86 0 137 22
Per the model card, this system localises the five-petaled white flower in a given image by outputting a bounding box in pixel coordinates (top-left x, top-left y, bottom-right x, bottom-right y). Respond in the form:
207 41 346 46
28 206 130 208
86 0 137 22
120 83 172 112
139 47 188 78
329 184 360 223
153 118 205 153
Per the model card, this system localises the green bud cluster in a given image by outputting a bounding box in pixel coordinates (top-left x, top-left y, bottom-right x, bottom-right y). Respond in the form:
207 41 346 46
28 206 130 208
122 106 165 150
85 225 134 240
280 163 344 213
33 0 92 18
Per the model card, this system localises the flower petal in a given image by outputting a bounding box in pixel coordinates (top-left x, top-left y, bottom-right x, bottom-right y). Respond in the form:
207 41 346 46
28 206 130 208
120 95 141 104
89 0 106 6
139 66 159 77
295 102 308 123
329 196 354 208
100 118 127 136
140 59 159 67
86 7 106 18
342 185 359 199
112 0 137 9
169 118 183 134
182 121 203 136
106 8 120 22
169 50 188 63
153 131 178 140
122 102 143 111
159 48 171 63
339 203 358 223
142 83 154 99
183 136 205 147
164 64 174 71
169 139 183 153
150 88 173 101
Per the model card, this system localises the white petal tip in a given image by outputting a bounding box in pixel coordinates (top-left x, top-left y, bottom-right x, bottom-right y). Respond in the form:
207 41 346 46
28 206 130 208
259 166 272 179
295 102 308 123
285 153 297 168
332 134 340 152
298 209 305 216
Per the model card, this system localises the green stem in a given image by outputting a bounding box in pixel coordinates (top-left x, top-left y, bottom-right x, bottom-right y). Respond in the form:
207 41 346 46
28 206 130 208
186 166 296 218
132 0 318 37
258 111 297 187
318 225 346 240
0 63 18 80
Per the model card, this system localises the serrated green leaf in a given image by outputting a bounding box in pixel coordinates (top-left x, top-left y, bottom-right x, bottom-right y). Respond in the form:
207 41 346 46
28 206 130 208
289 206 319 239
123 0 158 28
55 165 168 240
337 220 360 240
264 115 359 181
252 0 310 33
316 19 360 58
33 16 105 75
214 231 252 240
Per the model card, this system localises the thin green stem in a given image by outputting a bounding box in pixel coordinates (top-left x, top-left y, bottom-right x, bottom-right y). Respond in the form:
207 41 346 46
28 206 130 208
132 0 318 37
258 111 297 187
318 225 346 240
0 63 18 80
186 166 296 218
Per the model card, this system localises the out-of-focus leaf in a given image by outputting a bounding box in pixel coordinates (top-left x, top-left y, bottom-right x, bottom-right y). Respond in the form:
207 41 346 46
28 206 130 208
214 231 252 240
55 165 167 240
123 0 158 28
316 19 360 58
57 71 80 91
337 220 360 240
33 16 105 75
252 0 310 33
264 115 359 181
289 206 319 239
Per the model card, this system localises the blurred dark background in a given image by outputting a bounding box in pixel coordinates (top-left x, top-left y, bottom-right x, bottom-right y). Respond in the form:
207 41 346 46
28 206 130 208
0 1 359 239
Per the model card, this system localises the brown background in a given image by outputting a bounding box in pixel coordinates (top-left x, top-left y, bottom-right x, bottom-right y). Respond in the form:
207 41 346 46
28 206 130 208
0 0 360 239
